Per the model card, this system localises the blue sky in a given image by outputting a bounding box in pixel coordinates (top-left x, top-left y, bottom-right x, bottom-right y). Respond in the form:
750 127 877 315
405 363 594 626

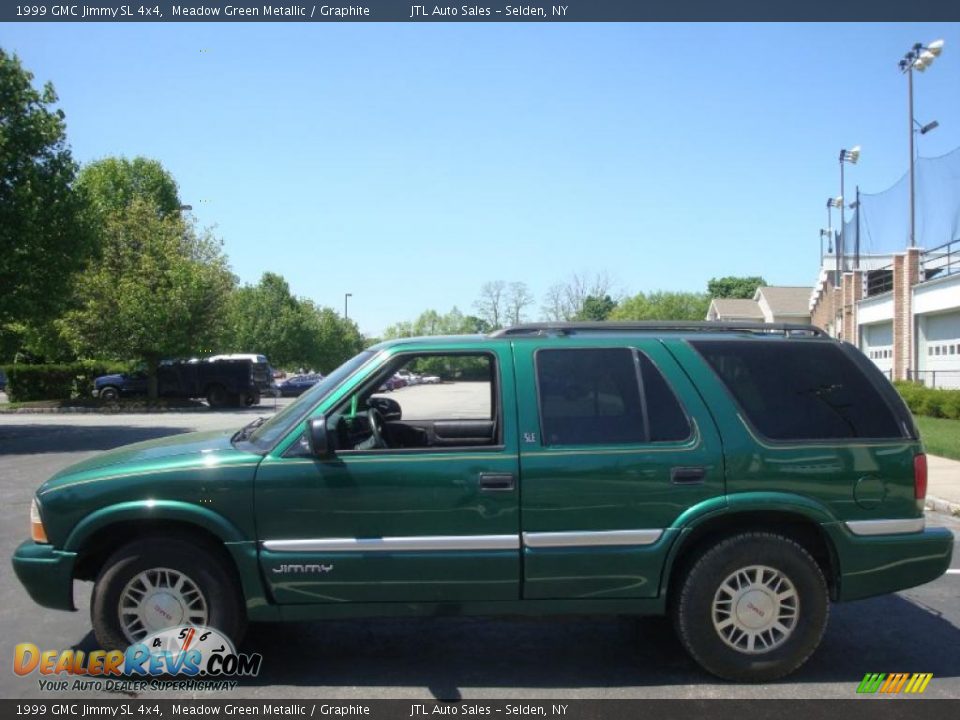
3 22 959 335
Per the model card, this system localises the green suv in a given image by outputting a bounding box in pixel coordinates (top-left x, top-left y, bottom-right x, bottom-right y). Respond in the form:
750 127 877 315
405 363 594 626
12 322 953 681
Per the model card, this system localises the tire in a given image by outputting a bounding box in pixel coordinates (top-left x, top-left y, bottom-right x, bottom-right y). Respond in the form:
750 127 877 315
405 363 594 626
206 384 227 408
91 537 246 651
243 391 260 407
672 532 828 682
99 386 119 402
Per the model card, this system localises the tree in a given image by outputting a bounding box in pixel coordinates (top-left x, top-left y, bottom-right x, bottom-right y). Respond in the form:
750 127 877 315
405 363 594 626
474 281 507 329
223 273 363 372
540 272 616 321
0 49 94 333
297 301 365 373
707 275 767 300
61 198 235 398
505 282 534 326
76 156 181 219
541 283 570 322
575 294 618 321
611 291 710 321
383 307 486 339
224 273 306 366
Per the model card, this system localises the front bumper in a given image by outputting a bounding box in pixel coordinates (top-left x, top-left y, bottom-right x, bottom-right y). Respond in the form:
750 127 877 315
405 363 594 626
825 523 954 601
11 540 77 611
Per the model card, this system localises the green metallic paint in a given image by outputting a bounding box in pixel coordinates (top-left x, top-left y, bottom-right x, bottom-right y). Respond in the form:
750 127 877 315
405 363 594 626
10 330 954 630
12 541 77 611
823 523 954 601
512 338 725 599
254 343 521 603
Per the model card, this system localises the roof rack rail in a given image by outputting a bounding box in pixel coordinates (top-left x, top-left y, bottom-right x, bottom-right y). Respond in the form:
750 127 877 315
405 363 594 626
489 321 828 338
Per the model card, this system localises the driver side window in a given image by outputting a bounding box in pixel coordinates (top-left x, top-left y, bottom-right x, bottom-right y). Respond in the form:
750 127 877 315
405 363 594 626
327 352 499 453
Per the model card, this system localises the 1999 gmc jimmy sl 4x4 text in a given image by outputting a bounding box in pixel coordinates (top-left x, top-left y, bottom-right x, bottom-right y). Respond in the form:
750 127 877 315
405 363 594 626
12 322 953 681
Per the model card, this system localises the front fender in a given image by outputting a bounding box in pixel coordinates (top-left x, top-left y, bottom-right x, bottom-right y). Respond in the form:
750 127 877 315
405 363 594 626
63 500 274 618
63 499 247 551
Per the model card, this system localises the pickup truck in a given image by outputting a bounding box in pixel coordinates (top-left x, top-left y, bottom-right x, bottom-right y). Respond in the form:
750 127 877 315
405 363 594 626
93 358 267 407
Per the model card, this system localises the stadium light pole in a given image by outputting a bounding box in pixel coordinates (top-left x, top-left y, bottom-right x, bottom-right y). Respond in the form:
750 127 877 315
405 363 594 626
828 196 843 281
839 146 860 273
344 292 352 321
899 39 945 248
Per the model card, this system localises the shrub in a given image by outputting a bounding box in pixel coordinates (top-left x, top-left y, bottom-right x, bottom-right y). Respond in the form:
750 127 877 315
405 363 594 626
893 381 960 420
1 361 131 402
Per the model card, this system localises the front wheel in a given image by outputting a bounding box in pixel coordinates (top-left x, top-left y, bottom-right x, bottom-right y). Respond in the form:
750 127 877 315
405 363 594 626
91 537 246 650
672 533 828 682
99 386 119 402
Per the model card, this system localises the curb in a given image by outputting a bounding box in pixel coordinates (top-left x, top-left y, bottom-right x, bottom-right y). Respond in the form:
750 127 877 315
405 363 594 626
926 495 960 518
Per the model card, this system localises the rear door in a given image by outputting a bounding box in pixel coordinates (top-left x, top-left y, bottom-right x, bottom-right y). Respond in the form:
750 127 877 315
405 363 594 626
513 338 724 599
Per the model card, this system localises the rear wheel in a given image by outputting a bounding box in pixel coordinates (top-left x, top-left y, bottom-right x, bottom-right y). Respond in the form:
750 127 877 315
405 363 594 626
672 532 828 682
91 537 246 650
206 384 227 408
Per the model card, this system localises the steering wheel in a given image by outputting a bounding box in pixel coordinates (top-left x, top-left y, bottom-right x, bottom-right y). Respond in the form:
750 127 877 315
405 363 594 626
367 407 387 449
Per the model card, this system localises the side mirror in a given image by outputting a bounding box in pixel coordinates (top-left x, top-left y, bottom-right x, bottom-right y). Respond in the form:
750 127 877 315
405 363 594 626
306 416 330 457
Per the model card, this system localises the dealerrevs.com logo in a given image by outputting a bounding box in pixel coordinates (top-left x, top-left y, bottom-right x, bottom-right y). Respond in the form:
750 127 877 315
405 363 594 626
14 626 262 693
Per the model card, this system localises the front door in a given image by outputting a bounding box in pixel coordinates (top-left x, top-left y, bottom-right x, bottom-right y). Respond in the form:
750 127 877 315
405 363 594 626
254 347 520 604
513 338 724 599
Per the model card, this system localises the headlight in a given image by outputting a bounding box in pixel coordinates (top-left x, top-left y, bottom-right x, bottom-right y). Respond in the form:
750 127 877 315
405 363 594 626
30 498 48 543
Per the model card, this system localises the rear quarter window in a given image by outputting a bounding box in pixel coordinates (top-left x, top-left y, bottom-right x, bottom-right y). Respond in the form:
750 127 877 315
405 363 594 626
691 340 904 441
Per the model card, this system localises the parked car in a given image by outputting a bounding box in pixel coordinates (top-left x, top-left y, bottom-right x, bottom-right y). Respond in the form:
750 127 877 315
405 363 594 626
13 322 952 682
0 368 7 393
421 374 441 384
278 373 323 397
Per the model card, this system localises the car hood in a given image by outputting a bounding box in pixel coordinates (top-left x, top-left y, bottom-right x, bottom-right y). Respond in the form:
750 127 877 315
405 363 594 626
39 429 260 494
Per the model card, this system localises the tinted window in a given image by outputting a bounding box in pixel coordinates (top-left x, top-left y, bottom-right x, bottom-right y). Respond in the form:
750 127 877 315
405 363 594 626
691 340 903 440
638 353 691 442
536 348 689 446
537 348 644 445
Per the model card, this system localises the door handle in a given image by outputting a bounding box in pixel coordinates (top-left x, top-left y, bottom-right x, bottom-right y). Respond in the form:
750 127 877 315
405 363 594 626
671 466 707 484
479 472 515 492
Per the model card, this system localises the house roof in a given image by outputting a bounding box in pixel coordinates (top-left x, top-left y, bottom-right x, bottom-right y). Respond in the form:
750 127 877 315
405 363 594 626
709 298 764 319
754 286 812 316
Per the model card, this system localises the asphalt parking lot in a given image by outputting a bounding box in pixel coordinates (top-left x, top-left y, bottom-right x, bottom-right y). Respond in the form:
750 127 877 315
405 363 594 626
1 386 959 700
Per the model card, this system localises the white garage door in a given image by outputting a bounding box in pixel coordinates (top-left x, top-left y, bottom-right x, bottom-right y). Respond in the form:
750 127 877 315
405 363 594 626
919 311 960 389
861 322 893 379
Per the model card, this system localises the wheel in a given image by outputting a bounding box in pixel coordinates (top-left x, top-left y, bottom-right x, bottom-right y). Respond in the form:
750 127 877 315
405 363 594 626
99 386 119 402
672 532 828 682
243 391 260 407
91 537 246 650
206 384 227 408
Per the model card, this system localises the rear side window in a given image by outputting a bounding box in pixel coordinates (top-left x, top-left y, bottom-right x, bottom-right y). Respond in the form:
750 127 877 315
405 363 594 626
536 348 690 446
691 340 903 441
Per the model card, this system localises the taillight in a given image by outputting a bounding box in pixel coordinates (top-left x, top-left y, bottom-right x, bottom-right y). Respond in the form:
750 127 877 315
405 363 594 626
914 453 928 501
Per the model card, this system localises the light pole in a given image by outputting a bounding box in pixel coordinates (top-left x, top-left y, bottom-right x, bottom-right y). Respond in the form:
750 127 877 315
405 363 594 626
899 39 944 248
839 146 860 272
344 293 352 321
828 196 843 280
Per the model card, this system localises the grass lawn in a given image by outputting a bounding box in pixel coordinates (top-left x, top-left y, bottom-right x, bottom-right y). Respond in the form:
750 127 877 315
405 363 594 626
915 415 960 461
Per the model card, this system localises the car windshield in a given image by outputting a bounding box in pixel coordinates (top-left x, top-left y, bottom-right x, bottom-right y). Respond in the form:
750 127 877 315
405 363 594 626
244 350 376 449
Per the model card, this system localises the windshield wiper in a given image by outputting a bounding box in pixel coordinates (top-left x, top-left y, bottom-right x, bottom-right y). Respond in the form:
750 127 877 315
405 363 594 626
233 416 266 443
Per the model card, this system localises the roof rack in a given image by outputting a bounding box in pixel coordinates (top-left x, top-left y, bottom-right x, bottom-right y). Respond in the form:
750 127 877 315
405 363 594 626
488 321 828 338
